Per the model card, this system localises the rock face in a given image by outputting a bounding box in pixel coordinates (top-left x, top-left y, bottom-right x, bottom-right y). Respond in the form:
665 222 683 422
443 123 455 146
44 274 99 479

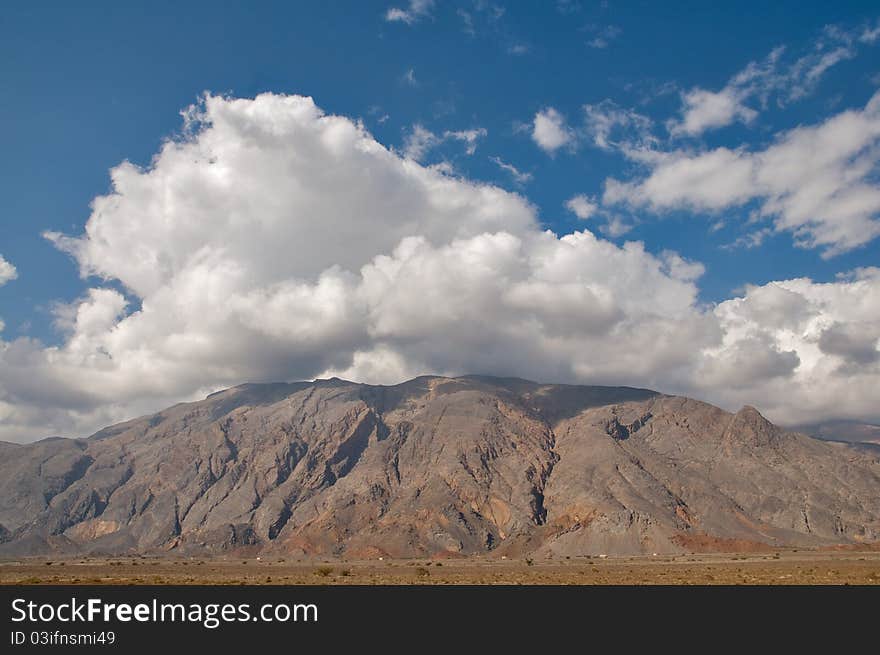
1 375 878 557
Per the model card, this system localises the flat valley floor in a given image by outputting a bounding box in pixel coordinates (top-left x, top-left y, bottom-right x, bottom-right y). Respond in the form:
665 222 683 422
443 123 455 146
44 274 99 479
2 551 879 585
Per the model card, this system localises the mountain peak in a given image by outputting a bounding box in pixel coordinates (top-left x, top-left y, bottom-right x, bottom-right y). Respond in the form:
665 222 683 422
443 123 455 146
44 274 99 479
722 404 780 448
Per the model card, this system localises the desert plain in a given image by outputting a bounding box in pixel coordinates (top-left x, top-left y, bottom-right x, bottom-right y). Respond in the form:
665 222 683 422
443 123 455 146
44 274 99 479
2 550 879 586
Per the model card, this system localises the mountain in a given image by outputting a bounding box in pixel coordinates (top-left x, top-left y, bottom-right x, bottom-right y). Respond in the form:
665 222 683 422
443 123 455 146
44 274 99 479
0 375 878 557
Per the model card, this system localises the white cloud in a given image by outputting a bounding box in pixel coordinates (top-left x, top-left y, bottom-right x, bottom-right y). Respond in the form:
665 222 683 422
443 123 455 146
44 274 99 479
671 87 759 137
348 230 712 381
565 194 598 219
0 255 16 335
367 105 390 124
444 128 488 155
604 147 756 210
668 47 782 137
583 100 655 152
818 321 880 367
4 93 880 442
532 107 574 154
605 90 880 255
457 9 475 36
669 28 860 137
660 251 705 282
586 25 621 49
786 45 855 101
599 216 633 238
490 156 532 184
861 19 880 43
403 124 439 161
403 125 487 161
0 255 16 286
556 0 581 14
476 2 505 21
721 227 774 251
703 268 880 425
402 68 418 86
385 0 434 25
428 161 455 176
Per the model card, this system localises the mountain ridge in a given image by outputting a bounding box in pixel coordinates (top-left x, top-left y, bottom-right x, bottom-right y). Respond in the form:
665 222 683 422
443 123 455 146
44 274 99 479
0 375 877 557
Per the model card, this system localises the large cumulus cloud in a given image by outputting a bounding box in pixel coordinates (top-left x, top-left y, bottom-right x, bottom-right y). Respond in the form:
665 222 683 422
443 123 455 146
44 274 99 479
702 268 880 424
1 93 878 442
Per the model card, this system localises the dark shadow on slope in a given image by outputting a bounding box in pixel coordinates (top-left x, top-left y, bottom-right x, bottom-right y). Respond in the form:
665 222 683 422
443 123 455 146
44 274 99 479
355 376 436 414
206 381 316 420
353 374 660 423
520 384 660 423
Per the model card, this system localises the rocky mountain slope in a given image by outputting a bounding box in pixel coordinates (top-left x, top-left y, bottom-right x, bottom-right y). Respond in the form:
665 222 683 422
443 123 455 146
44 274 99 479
1 375 878 557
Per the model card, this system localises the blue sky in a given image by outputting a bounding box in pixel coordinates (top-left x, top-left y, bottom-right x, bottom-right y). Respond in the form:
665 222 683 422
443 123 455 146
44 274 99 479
3 0 878 340
1 1 879 440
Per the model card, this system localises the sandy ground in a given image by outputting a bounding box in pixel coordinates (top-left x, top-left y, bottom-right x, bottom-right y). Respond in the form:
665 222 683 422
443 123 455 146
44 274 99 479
2 550 879 585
